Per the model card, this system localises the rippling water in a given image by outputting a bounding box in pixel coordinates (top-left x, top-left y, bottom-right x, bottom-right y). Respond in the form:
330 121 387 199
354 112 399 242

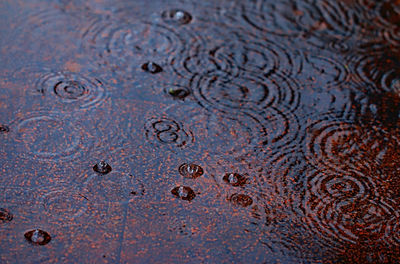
1 0 400 263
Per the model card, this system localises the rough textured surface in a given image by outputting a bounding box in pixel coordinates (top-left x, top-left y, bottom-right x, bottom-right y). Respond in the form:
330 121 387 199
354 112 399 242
1 0 400 263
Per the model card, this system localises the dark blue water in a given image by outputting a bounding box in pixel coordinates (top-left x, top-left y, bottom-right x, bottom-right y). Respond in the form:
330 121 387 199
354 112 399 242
1 0 400 263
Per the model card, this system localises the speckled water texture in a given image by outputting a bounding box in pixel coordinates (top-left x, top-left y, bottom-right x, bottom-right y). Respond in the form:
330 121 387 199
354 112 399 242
1 0 400 263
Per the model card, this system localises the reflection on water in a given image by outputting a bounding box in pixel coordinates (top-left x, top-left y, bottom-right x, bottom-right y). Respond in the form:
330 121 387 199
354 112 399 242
1 0 400 263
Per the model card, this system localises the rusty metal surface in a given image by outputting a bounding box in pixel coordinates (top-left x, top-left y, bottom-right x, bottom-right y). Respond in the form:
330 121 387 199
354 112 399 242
1 0 400 263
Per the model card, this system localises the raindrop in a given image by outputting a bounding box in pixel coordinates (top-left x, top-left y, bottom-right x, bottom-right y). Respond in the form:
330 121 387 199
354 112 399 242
24 229 51 245
141 62 163 74
93 161 112 175
161 9 192 25
0 208 13 222
166 86 190 100
178 163 204 179
223 173 247 187
229 193 253 207
0 125 10 133
171 186 196 201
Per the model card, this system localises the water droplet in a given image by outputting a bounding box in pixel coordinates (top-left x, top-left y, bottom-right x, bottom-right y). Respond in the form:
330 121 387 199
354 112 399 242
24 229 51 245
171 186 196 201
166 86 190 100
0 125 10 133
178 163 204 179
0 208 13 222
93 161 112 174
141 62 163 74
229 193 253 207
223 173 247 187
161 9 192 25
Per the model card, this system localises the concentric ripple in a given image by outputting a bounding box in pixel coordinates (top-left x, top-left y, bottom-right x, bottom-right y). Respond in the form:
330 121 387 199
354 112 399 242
9 111 93 161
305 115 384 172
158 103 266 157
40 188 90 225
169 36 240 79
239 0 321 37
302 169 395 244
144 117 193 149
35 70 106 109
191 72 301 113
301 53 350 89
349 49 400 93
83 171 146 204
82 16 187 76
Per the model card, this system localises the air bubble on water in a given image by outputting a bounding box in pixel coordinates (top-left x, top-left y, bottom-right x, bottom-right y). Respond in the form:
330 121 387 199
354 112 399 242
179 163 204 178
141 62 163 74
223 173 247 187
0 125 10 133
171 186 196 201
24 229 51 245
161 9 192 25
93 160 112 174
0 208 13 222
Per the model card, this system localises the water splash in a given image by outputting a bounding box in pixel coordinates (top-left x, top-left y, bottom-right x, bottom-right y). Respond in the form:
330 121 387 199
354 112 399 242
24 229 51 245
178 163 204 179
171 186 196 201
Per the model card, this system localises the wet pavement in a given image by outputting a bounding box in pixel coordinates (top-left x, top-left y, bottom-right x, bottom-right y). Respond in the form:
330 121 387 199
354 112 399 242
1 0 400 263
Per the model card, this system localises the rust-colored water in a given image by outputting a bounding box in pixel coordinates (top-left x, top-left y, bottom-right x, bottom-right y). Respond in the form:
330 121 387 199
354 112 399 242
1 0 400 263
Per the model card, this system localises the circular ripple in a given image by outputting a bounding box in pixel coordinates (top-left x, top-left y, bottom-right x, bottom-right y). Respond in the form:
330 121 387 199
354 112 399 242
9 111 92 161
40 189 89 225
83 171 145 204
301 53 350 88
228 193 253 207
169 36 240 79
385 216 400 247
349 50 400 93
144 117 193 149
239 0 321 37
305 116 382 172
312 0 367 38
35 70 106 109
192 72 300 113
82 17 186 76
303 170 395 244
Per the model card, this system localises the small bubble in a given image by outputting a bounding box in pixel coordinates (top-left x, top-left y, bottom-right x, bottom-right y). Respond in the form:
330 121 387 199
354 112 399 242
166 86 190 99
229 193 253 207
0 208 13 222
93 161 112 174
0 125 10 133
24 229 51 245
171 186 196 201
223 173 247 187
162 9 192 25
178 163 204 179
141 62 163 74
